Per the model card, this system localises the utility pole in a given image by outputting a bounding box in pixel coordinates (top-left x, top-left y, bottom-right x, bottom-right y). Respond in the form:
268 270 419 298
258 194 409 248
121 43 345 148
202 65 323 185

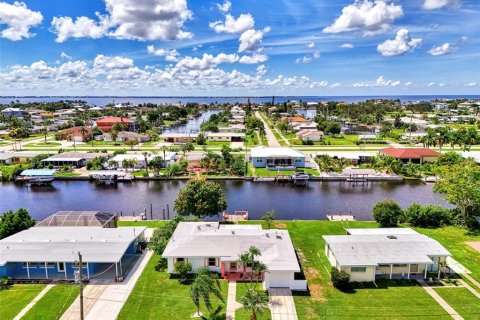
78 252 84 320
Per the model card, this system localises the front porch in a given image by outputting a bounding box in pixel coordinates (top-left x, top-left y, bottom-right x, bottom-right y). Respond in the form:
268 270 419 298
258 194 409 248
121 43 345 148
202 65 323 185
220 262 264 282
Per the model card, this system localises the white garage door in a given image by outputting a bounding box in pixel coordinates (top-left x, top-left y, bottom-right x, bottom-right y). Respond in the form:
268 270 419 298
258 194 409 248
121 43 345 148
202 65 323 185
269 271 291 288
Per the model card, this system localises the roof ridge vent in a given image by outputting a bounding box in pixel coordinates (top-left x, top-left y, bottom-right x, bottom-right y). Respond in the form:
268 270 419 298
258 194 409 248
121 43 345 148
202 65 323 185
387 235 397 240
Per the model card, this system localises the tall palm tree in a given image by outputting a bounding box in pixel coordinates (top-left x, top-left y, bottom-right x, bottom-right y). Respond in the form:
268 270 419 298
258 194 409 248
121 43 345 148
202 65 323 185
142 152 149 175
189 267 223 318
43 119 53 144
239 288 269 320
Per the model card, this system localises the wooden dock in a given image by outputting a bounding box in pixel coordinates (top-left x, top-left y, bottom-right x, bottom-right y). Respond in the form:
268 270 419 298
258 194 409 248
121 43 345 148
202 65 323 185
222 210 248 223
327 214 356 221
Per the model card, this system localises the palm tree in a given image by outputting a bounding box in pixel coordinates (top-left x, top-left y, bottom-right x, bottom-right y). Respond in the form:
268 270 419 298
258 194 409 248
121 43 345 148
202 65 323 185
189 267 223 318
435 127 450 153
110 130 118 144
43 119 53 144
108 160 118 169
421 129 437 148
142 152 149 175
239 288 269 320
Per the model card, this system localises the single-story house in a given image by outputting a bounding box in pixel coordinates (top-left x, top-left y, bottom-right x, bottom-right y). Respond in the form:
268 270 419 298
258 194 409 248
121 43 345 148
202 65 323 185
281 116 309 124
0 226 146 281
30 124 58 135
42 152 109 168
109 152 176 169
250 146 305 169
458 151 480 164
160 132 198 144
206 132 245 142
379 148 440 164
229 115 245 124
102 131 150 143
323 228 451 282
0 152 43 165
218 124 246 133
59 126 92 142
296 129 324 142
292 121 318 132
95 117 138 132
230 106 246 116
185 152 206 172
162 222 306 291
1 108 26 118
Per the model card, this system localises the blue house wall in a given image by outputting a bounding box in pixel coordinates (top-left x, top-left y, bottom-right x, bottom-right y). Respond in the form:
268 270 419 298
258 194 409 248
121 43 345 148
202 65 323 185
252 157 266 168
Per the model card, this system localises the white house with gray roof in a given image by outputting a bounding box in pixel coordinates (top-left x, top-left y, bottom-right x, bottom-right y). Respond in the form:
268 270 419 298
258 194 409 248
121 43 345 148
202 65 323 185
162 222 307 290
323 228 451 282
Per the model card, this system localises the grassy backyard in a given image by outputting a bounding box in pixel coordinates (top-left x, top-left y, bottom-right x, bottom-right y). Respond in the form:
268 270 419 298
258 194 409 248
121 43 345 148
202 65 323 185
118 253 228 320
0 284 46 320
118 220 167 227
240 220 480 320
22 284 79 320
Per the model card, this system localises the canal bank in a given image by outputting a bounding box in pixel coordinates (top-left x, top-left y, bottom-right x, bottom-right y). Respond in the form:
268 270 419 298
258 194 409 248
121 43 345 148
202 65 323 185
0 179 448 221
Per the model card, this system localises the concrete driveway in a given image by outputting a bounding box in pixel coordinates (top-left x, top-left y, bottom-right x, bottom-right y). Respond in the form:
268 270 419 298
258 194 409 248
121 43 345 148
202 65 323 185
268 288 298 320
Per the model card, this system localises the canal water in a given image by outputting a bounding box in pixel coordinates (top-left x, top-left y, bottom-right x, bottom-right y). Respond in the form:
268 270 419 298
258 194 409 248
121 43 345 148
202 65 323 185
0 180 448 221
163 110 218 133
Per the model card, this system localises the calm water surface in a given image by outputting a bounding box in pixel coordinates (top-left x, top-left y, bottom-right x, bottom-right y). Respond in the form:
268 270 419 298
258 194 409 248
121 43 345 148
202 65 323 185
0 180 448 221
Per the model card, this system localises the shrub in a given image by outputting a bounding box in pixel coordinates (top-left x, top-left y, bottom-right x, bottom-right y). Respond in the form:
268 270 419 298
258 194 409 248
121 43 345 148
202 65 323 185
174 261 192 282
373 200 403 227
302 139 314 145
331 267 350 290
0 277 10 290
404 203 452 228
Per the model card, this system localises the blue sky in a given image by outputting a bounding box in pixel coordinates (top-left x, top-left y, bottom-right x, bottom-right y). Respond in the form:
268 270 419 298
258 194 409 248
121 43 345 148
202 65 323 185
0 0 479 96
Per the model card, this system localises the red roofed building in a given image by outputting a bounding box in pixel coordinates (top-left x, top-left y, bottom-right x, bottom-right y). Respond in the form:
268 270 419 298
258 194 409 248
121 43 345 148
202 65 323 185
95 117 138 132
379 148 440 164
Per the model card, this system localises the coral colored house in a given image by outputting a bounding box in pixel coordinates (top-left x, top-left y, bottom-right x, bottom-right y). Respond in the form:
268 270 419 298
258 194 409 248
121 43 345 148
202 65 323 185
95 117 138 132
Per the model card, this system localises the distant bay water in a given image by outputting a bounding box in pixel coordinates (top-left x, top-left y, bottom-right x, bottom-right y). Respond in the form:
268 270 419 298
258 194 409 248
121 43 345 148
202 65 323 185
0 95 479 106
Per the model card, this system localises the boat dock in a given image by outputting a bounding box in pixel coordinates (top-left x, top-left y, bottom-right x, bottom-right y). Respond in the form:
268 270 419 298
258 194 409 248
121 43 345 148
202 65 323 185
222 210 249 223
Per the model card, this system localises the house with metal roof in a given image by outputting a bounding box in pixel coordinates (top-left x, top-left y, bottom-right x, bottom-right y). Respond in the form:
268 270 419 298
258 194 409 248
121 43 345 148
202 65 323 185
250 146 306 169
162 222 307 290
42 152 109 168
0 226 146 281
323 228 451 282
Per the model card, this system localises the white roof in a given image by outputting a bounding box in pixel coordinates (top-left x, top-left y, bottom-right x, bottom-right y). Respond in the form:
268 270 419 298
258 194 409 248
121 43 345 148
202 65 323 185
0 152 42 160
346 228 419 235
323 228 450 267
458 151 480 163
162 222 300 272
160 132 199 138
206 132 245 137
111 152 176 163
316 151 374 160
0 227 146 265
251 146 305 158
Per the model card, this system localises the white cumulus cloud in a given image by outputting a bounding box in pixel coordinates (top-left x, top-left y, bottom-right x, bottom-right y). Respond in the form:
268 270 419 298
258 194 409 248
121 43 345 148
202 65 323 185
209 13 254 34
239 54 268 64
238 27 270 52
465 82 477 87
323 0 403 35
94 55 134 70
51 0 192 42
377 29 422 57
147 45 180 62
427 43 456 56
216 1 231 13
340 43 354 49
423 0 459 10
0 1 43 41
175 53 239 70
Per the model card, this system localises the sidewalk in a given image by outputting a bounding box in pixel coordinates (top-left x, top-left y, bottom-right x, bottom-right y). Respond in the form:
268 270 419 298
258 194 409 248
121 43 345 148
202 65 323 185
13 284 55 320
418 280 464 320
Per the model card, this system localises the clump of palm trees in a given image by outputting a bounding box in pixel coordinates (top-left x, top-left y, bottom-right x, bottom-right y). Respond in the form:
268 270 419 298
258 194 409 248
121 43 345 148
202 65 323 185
189 267 223 318
421 127 479 152
238 246 270 320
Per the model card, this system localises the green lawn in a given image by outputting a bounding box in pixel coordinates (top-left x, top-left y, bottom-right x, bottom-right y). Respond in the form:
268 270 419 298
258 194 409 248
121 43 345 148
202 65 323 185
0 284 46 320
433 287 480 320
323 135 359 146
22 284 79 320
118 253 228 320
235 282 271 320
414 226 480 282
54 172 80 177
118 220 167 227
240 221 460 320
24 142 62 147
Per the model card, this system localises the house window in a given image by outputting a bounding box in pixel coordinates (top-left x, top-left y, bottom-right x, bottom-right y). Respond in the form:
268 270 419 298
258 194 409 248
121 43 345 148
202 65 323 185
351 267 366 272
256 159 263 163
230 262 237 271
208 258 217 267
175 257 187 264
46 262 55 268
393 264 407 267
410 264 418 272
58 262 65 272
